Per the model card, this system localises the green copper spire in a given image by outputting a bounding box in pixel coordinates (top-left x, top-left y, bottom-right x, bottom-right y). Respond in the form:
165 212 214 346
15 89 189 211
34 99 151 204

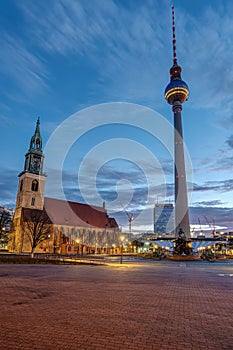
29 117 42 153
35 116 40 136
21 118 45 175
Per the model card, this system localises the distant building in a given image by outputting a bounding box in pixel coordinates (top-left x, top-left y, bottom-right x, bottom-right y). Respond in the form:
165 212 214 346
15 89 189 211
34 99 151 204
9 119 120 254
0 206 14 230
0 206 14 249
154 203 174 235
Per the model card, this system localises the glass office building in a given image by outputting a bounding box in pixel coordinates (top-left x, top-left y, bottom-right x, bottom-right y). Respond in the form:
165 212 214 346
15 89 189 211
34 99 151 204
154 204 174 234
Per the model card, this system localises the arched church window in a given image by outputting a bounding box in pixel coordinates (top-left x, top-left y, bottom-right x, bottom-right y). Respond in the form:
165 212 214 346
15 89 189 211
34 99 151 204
31 198 35 206
31 180 38 191
20 180 23 191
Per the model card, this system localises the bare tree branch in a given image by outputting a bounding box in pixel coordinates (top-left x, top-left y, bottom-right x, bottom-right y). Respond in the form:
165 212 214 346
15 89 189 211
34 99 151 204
22 209 52 255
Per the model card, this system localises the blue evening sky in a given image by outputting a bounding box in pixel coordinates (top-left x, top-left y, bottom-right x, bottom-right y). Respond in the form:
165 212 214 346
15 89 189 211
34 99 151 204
0 0 233 232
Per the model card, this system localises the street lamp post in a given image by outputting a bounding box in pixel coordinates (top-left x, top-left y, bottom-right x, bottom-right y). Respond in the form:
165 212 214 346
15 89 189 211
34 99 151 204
120 235 125 264
76 238 80 255
47 234 51 253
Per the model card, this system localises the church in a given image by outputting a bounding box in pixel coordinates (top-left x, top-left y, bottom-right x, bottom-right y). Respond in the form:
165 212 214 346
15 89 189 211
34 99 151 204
9 118 120 255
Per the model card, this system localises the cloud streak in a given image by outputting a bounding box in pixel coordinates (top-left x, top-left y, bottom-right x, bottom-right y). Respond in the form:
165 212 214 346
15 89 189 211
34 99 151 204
0 167 18 208
226 135 233 149
193 179 233 193
193 200 225 207
16 0 233 110
17 0 171 103
0 34 48 98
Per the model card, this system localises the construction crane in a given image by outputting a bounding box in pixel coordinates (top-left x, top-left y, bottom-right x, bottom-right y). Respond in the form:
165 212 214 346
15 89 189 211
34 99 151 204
127 213 134 233
121 204 134 233
204 216 216 237
212 219 216 237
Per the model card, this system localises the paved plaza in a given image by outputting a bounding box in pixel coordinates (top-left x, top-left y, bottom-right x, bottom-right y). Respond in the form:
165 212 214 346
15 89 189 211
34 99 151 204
0 260 233 350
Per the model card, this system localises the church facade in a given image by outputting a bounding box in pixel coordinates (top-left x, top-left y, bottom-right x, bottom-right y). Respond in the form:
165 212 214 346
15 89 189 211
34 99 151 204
9 119 120 255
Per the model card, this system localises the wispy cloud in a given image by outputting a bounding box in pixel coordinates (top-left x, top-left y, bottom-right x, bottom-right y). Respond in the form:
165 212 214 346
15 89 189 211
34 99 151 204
226 134 233 149
1 0 232 111
193 152 233 174
193 179 233 193
0 34 48 98
177 3 233 114
19 1 167 58
193 200 225 207
210 156 233 172
0 167 18 207
17 0 170 103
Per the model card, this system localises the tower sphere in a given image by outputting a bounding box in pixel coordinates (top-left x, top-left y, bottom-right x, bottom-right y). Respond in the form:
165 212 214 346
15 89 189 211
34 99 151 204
164 79 189 105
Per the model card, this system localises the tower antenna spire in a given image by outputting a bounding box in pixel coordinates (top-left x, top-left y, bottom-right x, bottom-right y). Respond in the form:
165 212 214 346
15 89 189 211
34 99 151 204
172 5 177 65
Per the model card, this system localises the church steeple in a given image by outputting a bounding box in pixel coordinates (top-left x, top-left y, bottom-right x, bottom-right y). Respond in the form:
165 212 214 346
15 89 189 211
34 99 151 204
16 118 46 210
29 117 43 154
22 118 45 175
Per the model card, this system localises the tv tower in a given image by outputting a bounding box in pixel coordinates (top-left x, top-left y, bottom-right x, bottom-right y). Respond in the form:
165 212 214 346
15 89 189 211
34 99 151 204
164 5 190 237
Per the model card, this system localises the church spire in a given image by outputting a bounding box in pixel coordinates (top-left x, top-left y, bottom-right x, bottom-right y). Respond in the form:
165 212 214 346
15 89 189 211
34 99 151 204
29 117 42 153
35 116 40 136
21 118 45 175
16 117 46 211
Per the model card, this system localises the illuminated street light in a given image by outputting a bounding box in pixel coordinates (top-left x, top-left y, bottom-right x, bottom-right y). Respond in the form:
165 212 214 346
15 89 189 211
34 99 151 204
120 235 125 264
76 238 80 255
47 234 51 253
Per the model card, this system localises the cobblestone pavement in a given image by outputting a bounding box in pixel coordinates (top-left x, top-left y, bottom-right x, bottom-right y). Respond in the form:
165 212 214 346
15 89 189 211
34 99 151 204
0 260 233 350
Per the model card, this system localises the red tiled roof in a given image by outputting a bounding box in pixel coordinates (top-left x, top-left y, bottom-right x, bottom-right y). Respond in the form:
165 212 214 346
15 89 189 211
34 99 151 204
21 207 52 224
43 197 118 229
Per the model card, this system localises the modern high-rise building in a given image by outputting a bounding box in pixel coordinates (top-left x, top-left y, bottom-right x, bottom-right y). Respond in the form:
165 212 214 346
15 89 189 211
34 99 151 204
154 203 174 234
164 6 190 238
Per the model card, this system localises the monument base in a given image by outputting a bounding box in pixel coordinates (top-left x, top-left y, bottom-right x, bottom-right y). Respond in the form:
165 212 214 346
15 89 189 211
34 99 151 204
167 254 201 261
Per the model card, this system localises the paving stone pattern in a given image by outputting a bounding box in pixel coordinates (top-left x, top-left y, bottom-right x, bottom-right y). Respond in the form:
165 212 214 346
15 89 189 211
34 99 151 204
0 261 233 350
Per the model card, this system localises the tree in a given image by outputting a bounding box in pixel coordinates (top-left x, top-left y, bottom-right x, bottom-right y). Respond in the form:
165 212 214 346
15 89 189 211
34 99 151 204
0 209 12 248
22 209 52 257
131 239 144 253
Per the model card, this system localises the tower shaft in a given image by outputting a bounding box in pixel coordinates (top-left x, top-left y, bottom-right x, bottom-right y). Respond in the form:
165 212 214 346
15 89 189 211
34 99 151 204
173 101 190 237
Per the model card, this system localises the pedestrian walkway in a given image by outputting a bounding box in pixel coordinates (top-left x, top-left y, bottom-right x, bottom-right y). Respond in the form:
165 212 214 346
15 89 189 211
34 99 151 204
0 261 232 349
